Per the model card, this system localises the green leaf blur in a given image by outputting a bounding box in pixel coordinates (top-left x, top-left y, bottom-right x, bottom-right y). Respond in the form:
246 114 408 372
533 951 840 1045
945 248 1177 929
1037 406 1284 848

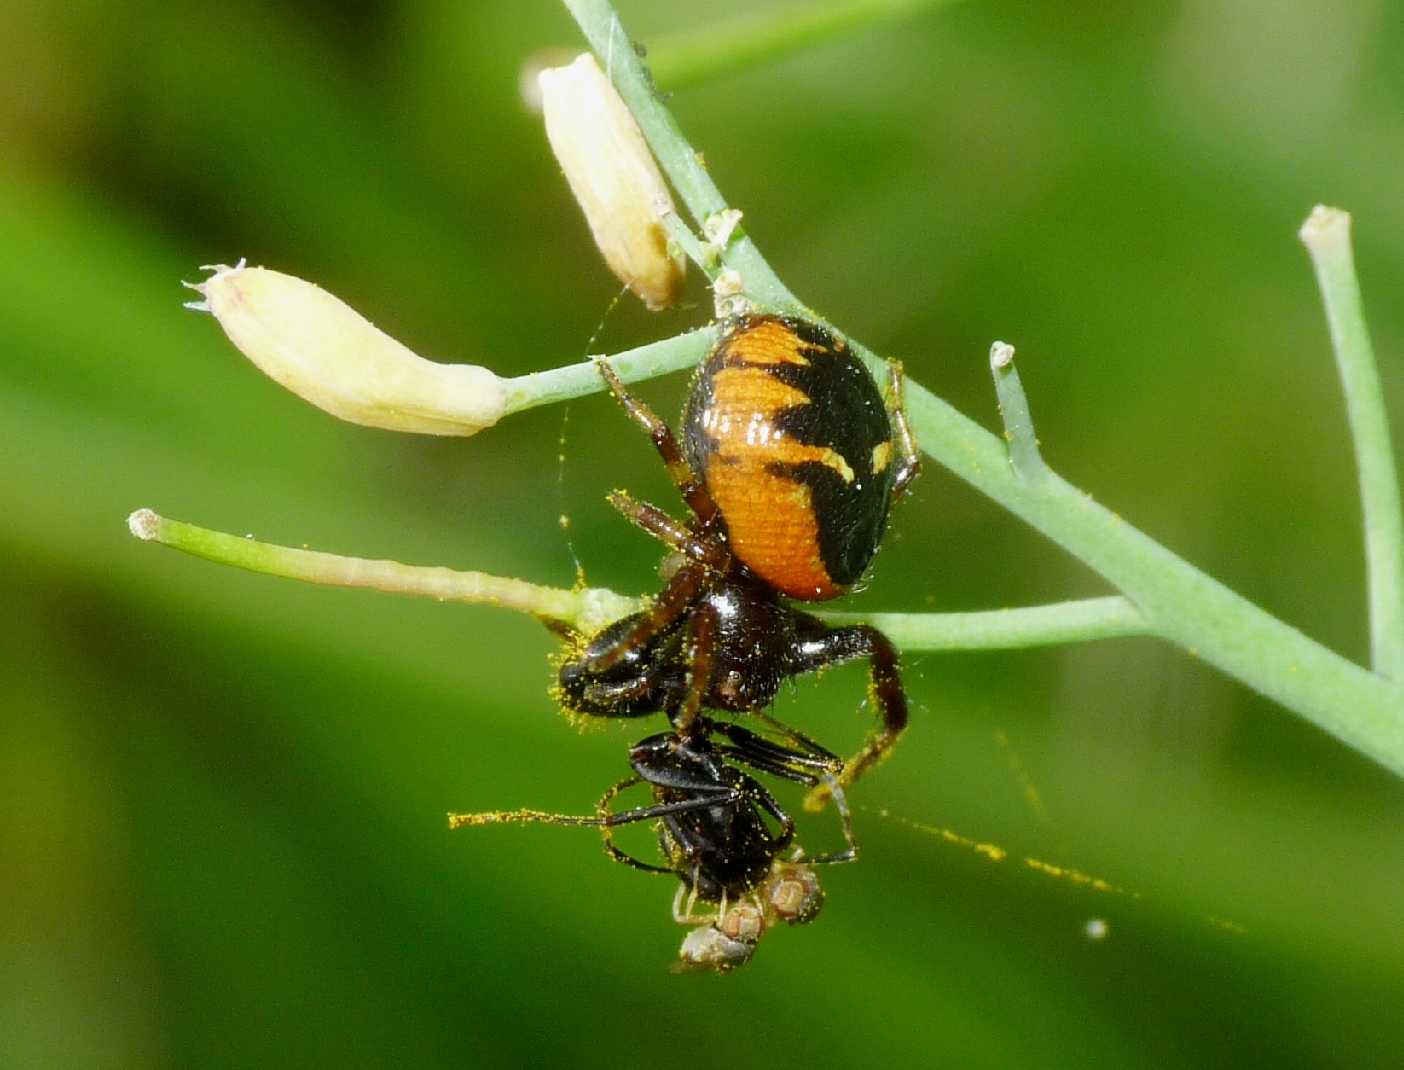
4 2 1401 1067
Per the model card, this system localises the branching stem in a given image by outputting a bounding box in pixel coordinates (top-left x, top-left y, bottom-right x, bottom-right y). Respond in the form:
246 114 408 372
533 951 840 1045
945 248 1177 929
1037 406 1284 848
1300 206 1404 680
559 0 1404 775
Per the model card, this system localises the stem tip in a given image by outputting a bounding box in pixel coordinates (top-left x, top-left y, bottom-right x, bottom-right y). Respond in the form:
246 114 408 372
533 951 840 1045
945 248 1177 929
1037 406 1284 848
1299 204 1351 247
128 508 161 541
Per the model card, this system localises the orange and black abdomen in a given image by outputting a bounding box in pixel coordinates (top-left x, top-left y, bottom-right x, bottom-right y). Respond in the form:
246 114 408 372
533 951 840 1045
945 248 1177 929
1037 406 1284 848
682 315 896 601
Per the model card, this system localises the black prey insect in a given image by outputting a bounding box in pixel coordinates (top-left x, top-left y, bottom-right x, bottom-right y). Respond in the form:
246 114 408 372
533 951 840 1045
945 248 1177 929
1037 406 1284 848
450 713 857 971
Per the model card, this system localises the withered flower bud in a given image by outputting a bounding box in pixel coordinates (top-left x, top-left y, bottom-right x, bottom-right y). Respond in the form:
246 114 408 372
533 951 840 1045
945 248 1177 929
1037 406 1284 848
186 262 505 436
538 54 684 310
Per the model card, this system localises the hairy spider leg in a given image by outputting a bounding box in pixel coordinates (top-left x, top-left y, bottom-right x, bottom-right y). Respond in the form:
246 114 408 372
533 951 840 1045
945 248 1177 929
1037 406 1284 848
884 361 922 503
787 615 908 810
581 557 706 675
605 490 728 570
594 357 719 526
673 599 721 737
578 360 732 680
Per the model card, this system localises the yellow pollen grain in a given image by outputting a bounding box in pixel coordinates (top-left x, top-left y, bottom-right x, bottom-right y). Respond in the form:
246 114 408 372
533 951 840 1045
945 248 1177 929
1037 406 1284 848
905 819 1008 862
1022 857 1134 897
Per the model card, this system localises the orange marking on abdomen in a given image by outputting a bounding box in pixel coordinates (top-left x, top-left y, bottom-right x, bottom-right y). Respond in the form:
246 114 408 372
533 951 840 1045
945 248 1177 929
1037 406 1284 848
706 456 838 599
721 319 812 367
697 365 845 598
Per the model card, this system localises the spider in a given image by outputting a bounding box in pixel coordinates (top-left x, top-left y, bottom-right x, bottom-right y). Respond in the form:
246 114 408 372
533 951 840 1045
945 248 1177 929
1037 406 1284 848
558 313 920 802
449 712 857 971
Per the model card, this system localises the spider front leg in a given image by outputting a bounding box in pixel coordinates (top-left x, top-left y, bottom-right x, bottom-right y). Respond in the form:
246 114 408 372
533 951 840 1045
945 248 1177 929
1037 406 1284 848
672 597 720 738
580 560 706 676
605 490 729 571
595 357 719 526
789 615 909 811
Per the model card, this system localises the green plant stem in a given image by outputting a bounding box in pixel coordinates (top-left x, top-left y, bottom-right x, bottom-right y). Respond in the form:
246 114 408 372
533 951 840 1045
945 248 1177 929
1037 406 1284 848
561 0 1404 776
1300 206 1404 680
891 352 1404 773
989 341 1049 481
501 327 715 414
647 0 965 90
821 597 1148 650
661 211 715 279
128 509 1148 653
126 508 639 635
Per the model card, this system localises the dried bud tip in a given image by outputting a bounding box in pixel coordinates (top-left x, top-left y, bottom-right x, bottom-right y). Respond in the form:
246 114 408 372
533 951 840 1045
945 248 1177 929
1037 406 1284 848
183 258 248 312
519 48 577 113
539 54 684 310
989 341 1016 371
703 209 743 251
191 262 506 436
127 508 160 541
1298 204 1350 246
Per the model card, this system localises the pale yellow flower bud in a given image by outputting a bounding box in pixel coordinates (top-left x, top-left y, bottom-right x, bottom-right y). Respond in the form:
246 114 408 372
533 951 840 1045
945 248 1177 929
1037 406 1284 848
538 54 684 311
186 262 506 436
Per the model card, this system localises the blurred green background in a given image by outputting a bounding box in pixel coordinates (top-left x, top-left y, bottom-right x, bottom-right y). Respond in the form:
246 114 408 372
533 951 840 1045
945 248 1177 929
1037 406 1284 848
5 1 1403 1066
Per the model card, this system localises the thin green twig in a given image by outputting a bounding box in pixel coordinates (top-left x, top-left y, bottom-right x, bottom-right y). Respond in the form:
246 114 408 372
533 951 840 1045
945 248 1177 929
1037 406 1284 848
822 597 1149 650
126 508 639 635
502 327 715 415
989 341 1049 482
660 211 715 279
1300 206 1404 680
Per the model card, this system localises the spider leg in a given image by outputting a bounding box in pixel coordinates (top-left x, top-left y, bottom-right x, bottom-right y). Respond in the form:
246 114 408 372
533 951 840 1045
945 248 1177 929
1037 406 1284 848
804 777 859 864
595 357 720 525
449 774 752 881
605 490 729 570
445 775 652 834
672 596 720 738
582 561 705 675
787 614 908 810
884 361 921 503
